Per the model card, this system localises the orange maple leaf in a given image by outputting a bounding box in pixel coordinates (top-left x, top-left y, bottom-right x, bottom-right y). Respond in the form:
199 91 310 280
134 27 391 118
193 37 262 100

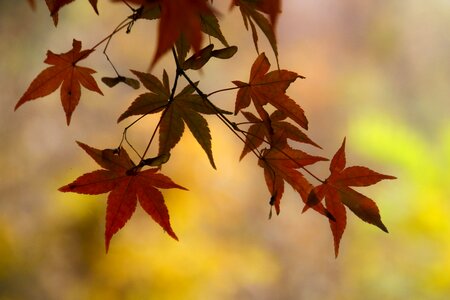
233 52 307 129
45 0 99 26
15 39 103 125
304 138 396 256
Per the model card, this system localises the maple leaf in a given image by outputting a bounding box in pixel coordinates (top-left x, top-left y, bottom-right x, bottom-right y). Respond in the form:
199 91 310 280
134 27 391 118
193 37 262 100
254 0 281 26
119 70 231 169
153 0 214 67
112 0 228 67
240 110 320 160
304 138 396 256
45 0 99 26
59 142 187 251
200 12 229 47
231 0 279 60
258 144 328 215
233 53 308 129
15 39 103 125
117 70 170 122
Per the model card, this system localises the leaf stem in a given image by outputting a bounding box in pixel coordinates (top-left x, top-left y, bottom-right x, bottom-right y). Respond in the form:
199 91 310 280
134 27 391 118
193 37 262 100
139 111 164 164
90 20 133 54
206 76 305 98
139 53 181 162
207 86 242 97
173 51 262 160
102 18 132 76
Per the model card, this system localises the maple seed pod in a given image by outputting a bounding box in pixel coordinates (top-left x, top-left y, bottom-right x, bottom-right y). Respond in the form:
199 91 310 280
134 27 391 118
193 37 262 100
211 46 238 59
102 76 140 89
141 153 171 167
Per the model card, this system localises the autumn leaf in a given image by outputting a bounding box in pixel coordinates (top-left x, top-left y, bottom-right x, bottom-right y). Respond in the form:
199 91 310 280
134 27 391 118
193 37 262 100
45 0 99 26
15 39 103 125
112 0 228 67
119 70 231 169
200 13 229 47
240 110 320 160
233 52 308 129
152 0 214 67
232 0 279 60
117 70 169 122
304 138 396 256
59 142 187 251
253 0 281 26
258 144 327 215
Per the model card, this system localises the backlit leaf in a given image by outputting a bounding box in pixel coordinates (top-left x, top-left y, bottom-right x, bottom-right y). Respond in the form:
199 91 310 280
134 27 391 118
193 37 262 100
15 39 103 125
59 142 187 251
233 53 307 129
304 138 395 256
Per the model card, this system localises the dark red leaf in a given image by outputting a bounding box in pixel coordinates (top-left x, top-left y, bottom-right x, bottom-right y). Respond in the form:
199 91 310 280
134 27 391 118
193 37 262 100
59 142 187 251
304 138 395 256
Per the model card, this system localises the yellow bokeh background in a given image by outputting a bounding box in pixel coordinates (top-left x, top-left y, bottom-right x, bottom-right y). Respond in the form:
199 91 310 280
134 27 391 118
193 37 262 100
1 1 449 299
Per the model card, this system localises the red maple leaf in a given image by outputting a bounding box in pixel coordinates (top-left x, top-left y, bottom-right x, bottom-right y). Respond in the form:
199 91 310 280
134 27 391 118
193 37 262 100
45 0 99 26
59 142 187 251
154 0 215 67
258 144 328 216
15 39 103 125
233 53 308 129
304 138 396 256
111 1 226 67
121 0 214 67
239 110 320 160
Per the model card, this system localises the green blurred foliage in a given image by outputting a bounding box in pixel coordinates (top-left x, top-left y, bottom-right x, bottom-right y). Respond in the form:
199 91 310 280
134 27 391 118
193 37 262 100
344 115 450 299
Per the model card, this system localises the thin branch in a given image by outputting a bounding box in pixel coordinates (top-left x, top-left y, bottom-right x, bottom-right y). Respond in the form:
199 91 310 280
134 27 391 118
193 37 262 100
139 54 181 161
120 0 135 11
102 18 132 76
206 86 242 97
172 52 261 159
90 21 133 53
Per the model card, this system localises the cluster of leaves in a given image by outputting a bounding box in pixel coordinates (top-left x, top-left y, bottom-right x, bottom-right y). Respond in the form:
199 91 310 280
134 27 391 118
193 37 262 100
18 0 395 256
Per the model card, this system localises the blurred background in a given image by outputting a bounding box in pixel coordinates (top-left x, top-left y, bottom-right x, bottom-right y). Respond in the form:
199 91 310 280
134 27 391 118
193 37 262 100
1 0 449 299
